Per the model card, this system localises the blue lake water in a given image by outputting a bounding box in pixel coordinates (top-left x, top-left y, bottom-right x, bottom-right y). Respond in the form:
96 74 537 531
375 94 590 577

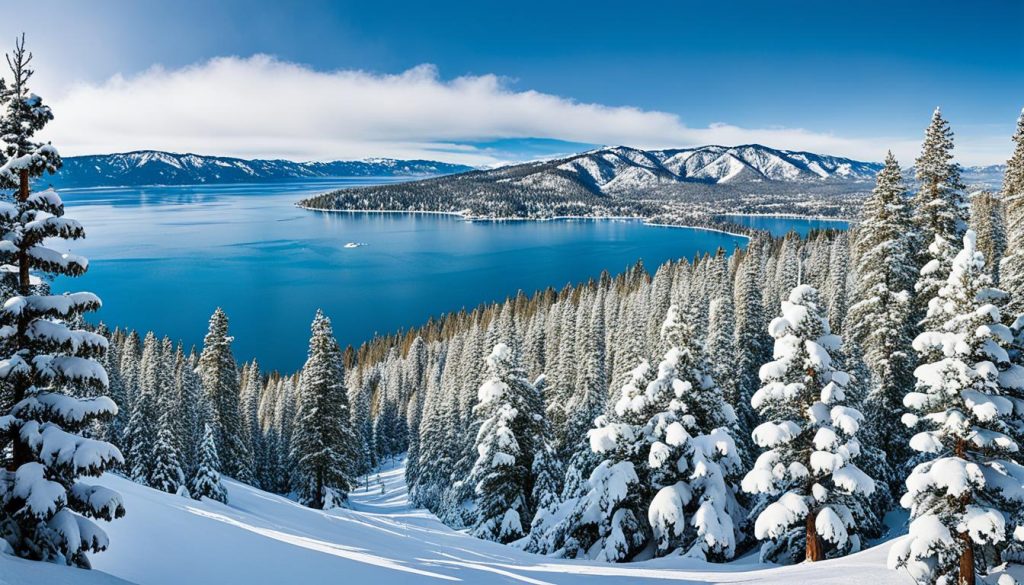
53 179 756 371
720 214 849 237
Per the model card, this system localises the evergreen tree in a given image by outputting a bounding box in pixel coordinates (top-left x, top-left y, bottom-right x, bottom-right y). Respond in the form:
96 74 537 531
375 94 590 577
190 423 228 504
197 308 252 482
848 152 918 483
912 108 968 330
148 411 185 494
1000 109 1024 318
239 360 263 489
125 333 160 482
291 310 358 509
889 231 1024 585
0 36 124 567
969 191 1006 285
742 285 876 564
468 343 546 543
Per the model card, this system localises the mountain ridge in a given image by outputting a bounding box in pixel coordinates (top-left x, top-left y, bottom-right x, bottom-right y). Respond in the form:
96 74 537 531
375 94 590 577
40 150 476 188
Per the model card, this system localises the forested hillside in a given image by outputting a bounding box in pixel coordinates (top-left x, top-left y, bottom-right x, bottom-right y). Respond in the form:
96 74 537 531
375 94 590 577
68 107 1024 585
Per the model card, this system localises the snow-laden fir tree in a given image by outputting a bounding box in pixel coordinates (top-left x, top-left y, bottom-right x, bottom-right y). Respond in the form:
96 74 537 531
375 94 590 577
641 306 744 561
239 360 263 489
733 245 769 437
291 310 359 509
125 332 161 482
544 305 744 562
742 285 876 564
912 108 968 331
197 308 252 482
148 410 185 494
848 152 918 482
889 230 1024 585
1000 109 1024 319
969 191 1006 286
468 342 549 543
0 35 124 567
190 423 227 504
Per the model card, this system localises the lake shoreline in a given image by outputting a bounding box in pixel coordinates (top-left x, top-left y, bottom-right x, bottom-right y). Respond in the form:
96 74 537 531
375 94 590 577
298 204 754 239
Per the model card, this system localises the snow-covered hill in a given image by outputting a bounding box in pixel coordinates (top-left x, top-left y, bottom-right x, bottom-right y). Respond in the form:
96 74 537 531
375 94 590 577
43 151 475 188
0 456 940 585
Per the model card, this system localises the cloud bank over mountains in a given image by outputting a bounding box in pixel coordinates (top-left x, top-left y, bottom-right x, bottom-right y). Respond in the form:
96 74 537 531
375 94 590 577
48 55 953 166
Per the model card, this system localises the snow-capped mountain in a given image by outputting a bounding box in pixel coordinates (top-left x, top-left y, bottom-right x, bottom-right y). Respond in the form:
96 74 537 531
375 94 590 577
486 144 883 196
42 151 475 188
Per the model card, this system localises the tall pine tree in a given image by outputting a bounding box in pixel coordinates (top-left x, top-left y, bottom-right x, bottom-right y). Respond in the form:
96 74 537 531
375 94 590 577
0 36 124 567
291 310 358 509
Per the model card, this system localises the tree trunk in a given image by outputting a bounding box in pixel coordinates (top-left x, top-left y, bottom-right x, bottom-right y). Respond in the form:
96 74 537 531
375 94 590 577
959 531 975 585
17 169 29 296
8 170 32 471
954 437 975 585
806 510 824 562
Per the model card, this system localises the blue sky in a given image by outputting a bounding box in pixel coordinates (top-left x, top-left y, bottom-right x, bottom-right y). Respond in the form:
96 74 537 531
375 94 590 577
2 0 1021 165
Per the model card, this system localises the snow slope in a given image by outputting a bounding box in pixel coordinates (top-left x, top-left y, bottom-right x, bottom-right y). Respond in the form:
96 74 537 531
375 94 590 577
3 456 926 585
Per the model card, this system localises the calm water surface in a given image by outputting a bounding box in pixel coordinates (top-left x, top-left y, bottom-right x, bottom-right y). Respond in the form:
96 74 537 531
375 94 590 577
52 179 759 370
721 214 849 237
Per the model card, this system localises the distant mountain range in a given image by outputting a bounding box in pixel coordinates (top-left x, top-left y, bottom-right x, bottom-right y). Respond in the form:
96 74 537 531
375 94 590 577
40 150 476 188
39 147 1004 192
532 144 883 193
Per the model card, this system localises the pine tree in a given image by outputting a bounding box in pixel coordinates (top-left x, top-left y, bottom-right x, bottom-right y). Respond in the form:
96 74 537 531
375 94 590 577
542 306 744 562
889 230 1024 584
173 345 206 478
1000 109 1024 318
197 308 252 482
125 333 160 482
912 108 968 331
239 360 263 489
190 423 228 504
848 152 918 483
969 191 1006 285
742 285 876 564
733 245 769 438
0 36 124 567
468 343 546 543
148 411 185 494
291 310 358 509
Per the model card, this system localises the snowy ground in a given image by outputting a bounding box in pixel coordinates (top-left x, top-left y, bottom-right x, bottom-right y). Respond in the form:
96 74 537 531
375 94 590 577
3 457 927 584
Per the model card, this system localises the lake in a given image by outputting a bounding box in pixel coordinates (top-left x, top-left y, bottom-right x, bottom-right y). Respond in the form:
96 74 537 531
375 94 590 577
720 214 850 237
52 179 759 371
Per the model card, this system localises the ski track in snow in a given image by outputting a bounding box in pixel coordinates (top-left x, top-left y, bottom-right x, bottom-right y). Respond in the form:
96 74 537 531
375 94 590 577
3 456 931 584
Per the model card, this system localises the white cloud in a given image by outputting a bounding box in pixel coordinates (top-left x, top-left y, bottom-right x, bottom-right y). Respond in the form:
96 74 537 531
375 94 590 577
43 55 991 166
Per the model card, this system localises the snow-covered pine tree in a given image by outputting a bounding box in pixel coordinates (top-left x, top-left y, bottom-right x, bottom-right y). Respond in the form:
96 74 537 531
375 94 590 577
742 285 876 564
148 411 185 494
291 310 358 509
643 306 744 561
0 35 124 567
95 324 126 446
190 423 227 504
733 245 769 438
1000 109 1024 319
239 360 263 489
969 191 1006 287
468 343 549 543
125 332 160 483
544 305 744 562
197 308 252 482
173 344 206 478
912 108 968 331
889 230 1024 585
848 152 918 483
